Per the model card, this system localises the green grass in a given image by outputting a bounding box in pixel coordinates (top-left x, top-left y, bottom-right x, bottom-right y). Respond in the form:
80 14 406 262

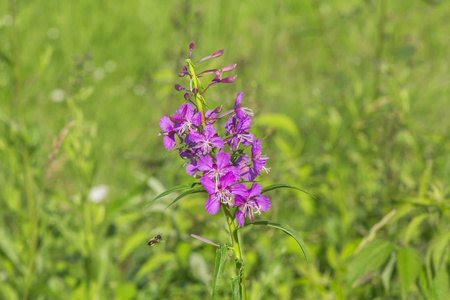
1 0 449 299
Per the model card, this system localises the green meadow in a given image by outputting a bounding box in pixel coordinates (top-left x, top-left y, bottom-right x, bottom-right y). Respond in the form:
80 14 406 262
1 0 449 299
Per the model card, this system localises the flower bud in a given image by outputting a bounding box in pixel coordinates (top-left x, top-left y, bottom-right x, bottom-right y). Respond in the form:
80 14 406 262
212 49 224 58
221 75 237 83
189 42 194 59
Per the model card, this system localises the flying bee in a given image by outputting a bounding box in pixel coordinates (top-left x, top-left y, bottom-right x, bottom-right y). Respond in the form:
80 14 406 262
148 234 162 247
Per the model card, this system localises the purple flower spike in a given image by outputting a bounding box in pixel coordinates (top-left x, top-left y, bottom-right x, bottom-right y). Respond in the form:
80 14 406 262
189 125 224 155
158 116 177 150
201 171 240 214
233 182 271 227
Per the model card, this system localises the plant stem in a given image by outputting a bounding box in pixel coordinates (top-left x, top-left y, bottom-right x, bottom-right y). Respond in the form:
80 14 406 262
223 206 247 300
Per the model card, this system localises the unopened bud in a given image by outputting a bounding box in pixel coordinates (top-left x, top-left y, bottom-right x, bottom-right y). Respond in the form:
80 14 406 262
212 49 224 58
221 75 237 83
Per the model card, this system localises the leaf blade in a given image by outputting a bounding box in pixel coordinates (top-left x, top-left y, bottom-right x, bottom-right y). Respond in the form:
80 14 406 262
239 221 308 263
212 244 228 299
260 183 315 199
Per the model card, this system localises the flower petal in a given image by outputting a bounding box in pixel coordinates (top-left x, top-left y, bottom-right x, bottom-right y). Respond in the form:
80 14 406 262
205 197 220 214
235 91 243 108
163 135 176 150
235 211 245 227
200 176 217 195
215 151 230 170
255 195 271 211
159 116 173 132
248 182 262 198
231 183 248 198
197 155 213 172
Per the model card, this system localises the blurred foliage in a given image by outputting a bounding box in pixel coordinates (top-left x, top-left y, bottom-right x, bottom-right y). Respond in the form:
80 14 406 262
0 0 449 299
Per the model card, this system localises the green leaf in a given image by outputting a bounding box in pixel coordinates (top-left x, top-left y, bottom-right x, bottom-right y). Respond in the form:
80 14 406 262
403 214 428 244
397 247 422 298
240 221 308 263
381 252 397 292
347 240 394 286
432 269 449 300
166 187 207 208
260 183 315 199
212 244 228 299
149 183 197 204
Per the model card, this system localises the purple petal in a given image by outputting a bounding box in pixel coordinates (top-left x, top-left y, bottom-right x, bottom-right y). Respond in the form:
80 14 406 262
251 139 262 157
159 116 173 132
210 137 224 149
186 160 198 176
232 183 248 198
192 112 202 126
205 197 220 214
248 182 261 198
255 195 271 211
197 155 213 172
215 151 230 170
163 135 176 150
235 91 243 108
234 195 245 206
236 211 245 227
200 176 216 195
188 131 204 143
219 171 239 188
203 125 216 139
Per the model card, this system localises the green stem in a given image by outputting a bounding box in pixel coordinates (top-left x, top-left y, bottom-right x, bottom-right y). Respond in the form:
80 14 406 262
223 206 247 300
186 59 207 127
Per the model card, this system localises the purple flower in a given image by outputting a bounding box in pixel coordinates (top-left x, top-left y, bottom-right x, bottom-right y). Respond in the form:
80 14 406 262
204 106 222 125
201 171 240 214
198 151 240 181
250 139 269 173
233 182 271 227
225 114 255 151
170 103 202 136
158 116 177 150
189 125 224 155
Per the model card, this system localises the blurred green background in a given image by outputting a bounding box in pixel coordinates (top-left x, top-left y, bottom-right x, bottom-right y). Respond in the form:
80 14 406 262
1 0 449 299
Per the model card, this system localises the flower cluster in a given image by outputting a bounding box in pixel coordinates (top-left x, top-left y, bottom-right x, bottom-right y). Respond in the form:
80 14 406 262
158 43 270 227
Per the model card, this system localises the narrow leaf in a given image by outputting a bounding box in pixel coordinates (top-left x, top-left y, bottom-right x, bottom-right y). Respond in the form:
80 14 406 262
212 244 228 299
397 247 422 298
149 183 197 204
166 187 207 208
260 183 315 199
239 221 308 263
381 252 397 292
347 240 394 286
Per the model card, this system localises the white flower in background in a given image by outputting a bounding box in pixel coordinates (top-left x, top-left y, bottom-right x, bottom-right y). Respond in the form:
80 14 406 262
88 185 109 203
47 27 59 40
50 89 66 103
104 60 116 72
93 68 105 80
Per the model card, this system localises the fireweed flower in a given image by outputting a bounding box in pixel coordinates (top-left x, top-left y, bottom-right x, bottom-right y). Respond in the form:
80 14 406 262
233 182 271 227
225 114 255 151
198 151 240 181
170 103 202 136
189 125 224 155
201 171 240 214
